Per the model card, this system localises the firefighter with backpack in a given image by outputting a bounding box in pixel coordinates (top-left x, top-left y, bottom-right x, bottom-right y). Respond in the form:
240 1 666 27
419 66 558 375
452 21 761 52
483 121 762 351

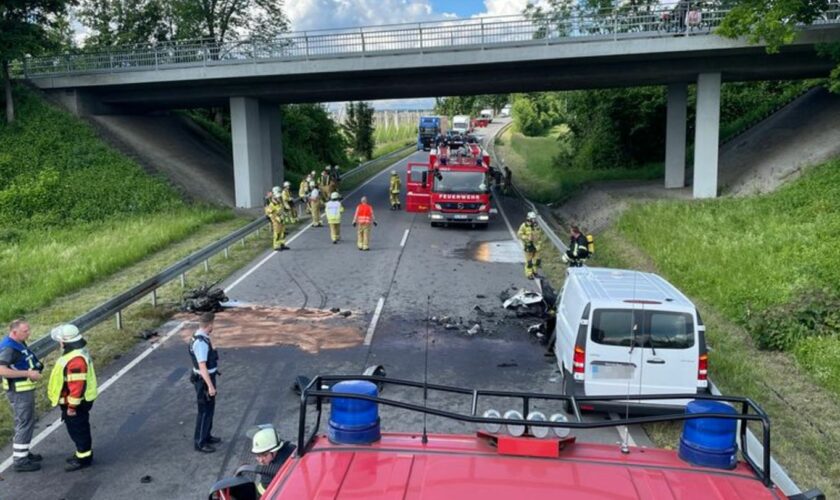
389 171 401 210
563 225 594 267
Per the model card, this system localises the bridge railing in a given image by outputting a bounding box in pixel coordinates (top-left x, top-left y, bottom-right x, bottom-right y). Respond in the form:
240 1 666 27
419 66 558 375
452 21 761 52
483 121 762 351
15 2 840 79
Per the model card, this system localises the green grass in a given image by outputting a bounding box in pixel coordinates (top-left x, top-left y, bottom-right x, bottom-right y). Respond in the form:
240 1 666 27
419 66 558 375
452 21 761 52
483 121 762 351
496 125 662 203
374 122 415 145
373 139 413 159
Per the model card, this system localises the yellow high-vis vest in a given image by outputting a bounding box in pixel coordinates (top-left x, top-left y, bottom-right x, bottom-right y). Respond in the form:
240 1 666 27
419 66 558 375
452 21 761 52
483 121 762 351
48 349 98 407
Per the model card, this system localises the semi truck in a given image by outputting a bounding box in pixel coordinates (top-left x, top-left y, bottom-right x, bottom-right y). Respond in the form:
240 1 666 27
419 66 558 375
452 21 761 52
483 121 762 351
405 143 492 228
417 116 444 151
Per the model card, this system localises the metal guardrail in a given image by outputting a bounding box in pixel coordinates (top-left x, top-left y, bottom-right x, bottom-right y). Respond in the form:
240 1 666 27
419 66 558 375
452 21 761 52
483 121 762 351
11 2 793 79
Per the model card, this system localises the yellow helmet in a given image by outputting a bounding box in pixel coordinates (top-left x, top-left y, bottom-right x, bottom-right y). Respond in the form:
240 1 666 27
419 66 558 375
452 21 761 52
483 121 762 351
251 425 283 454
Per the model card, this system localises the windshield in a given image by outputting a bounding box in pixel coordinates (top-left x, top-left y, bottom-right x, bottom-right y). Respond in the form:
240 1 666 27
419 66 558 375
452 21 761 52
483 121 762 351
591 309 695 349
434 171 486 194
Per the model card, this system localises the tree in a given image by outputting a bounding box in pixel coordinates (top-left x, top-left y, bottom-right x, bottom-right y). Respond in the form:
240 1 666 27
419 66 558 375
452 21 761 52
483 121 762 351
168 0 288 43
343 102 375 161
434 95 510 116
77 0 173 47
1 0 75 123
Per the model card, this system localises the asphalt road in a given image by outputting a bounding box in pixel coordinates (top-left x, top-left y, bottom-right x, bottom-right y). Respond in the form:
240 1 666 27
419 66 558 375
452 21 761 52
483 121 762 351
0 121 648 500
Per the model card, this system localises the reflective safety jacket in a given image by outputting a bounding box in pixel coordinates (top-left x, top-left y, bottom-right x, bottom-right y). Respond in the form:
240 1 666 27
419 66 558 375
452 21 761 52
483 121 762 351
570 233 590 258
517 222 542 252
354 203 374 225
389 175 401 194
325 200 344 224
265 199 285 224
0 336 42 392
48 348 98 408
298 179 309 198
281 189 294 210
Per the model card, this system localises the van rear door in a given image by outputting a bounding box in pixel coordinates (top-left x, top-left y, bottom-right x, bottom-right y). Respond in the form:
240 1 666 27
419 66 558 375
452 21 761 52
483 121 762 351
585 309 643 398
638 310 698 398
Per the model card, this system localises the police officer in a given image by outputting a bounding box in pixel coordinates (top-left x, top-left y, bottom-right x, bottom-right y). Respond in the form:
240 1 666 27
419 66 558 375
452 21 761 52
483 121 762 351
266 187 289 251
517 212 543 279
0 319 44 472
389 170 402 210
48 324 98 471
189 312 221 453
248 424 295 497
564 225 590 267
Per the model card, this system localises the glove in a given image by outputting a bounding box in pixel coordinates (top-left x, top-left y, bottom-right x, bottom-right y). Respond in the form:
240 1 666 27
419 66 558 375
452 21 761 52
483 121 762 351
352 222 357 227
374 221 378 227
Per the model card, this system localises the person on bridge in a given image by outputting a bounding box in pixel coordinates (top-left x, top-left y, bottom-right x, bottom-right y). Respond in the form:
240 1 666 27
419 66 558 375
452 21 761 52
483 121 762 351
517 212 543 280
248 424 295 497
0 319 44 472
352 196 377 251
325 191 345 244
266 188 289 251
281 182 297 224
389 170 402 210
308 182 323 227
48 324 98 471
563 225 590 268
189 312 221 453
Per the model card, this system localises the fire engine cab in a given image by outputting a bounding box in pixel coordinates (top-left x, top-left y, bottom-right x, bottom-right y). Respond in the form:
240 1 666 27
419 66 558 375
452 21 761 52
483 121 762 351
405 143 492 228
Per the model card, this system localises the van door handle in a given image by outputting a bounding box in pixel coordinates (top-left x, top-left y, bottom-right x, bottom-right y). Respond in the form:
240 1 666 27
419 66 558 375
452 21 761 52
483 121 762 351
646 358 665 364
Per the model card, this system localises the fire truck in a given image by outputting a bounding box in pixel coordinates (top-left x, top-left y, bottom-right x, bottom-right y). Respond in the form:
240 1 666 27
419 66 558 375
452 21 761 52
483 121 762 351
473 109 493 128
405 143 492 228
208 375 824 499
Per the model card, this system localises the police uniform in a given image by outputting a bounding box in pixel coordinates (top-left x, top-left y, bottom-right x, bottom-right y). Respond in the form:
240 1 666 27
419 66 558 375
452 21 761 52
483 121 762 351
0 335 43 468
189 329 219 449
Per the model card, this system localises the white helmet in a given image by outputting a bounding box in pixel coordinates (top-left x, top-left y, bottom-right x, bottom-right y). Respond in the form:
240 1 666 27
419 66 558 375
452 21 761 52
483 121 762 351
250 425 283 454
326 165 332 170
309 181 316 188
283 181 291 188
271 187 282 197
527 211 537 220
391 170 397 175
331 192 340 200
311 170 316 176
51 324 82 343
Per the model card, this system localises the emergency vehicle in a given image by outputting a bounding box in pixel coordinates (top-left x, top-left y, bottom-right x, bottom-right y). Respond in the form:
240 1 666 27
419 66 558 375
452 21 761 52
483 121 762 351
208 375 824 499
473 109 493 127
405 144 492 228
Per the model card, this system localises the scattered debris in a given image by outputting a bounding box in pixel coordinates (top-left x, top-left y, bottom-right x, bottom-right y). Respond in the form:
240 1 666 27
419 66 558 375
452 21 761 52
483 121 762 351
444 323 458 330
467 324 482 336
340 311 352 317
549 371 562 382
136 329 159 340
503 289 543 309
497 362 518 368
140 475 153 484
181 283 228 313
473 305 484 313
476 294 487 299
330 307 340 313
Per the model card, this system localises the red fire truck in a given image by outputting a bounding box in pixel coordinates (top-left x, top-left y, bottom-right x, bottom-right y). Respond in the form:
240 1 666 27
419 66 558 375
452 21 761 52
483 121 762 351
208 376 824 500
405 143 492 228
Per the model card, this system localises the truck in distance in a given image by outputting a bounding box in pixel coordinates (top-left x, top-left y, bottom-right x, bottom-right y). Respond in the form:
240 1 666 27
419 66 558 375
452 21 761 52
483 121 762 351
417 115 444 151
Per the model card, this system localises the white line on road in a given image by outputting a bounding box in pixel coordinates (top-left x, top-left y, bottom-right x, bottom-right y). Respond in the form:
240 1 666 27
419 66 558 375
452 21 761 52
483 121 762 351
0 321 187 475
400 228 410 247
364 297 386 346
609 412 638 448
494 192 519 242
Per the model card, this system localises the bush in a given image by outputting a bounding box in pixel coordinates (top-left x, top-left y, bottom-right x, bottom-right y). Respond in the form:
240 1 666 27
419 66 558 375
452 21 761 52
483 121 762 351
748 289 840 351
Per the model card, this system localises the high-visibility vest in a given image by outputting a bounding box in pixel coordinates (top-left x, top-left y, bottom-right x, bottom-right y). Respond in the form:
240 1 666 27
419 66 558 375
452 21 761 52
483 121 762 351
48 348 98 406
517 222 542 252
298 180 309 198
0 336 40 392
390 176 401 194
355 204 373 224
325 201 344 224
266 200 284 223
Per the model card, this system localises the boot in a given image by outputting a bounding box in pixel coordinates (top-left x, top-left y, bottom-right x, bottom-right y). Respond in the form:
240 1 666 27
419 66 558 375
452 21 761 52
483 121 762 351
13 459 40 472
65 457 92 472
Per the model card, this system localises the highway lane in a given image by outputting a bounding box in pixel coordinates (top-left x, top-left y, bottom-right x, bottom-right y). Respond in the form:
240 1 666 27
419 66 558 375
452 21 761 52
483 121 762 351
0 126 645 500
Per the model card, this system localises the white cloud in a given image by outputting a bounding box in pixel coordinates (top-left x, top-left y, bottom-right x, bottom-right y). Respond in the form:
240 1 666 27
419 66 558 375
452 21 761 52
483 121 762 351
287 0 447 32
481 0 531 17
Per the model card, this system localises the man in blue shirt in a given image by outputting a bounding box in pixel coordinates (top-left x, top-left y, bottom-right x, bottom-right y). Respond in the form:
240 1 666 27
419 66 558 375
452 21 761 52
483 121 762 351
0 319 44 472
188 312 221 453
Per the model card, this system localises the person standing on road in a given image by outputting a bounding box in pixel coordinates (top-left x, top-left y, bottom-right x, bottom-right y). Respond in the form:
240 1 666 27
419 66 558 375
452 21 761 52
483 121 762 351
320 168 332 200
517 211 543 280
281 182 297 224
352 196 377 251
308 182 323 227
325 192 345 244
298 176 311 218
265 188 289 251
0 319 44 472
389 170 402 210
248 424 295 497
564 225 590 267
189 312 221 453
503 166 512 194
48 324 98 471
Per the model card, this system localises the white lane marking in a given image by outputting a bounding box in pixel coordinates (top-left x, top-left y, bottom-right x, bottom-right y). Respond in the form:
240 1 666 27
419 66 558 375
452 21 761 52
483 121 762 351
400 228 410 247
364 297 386 346
0 321 187 474
609 412 639 448
494 193 519 242
226 159 407 293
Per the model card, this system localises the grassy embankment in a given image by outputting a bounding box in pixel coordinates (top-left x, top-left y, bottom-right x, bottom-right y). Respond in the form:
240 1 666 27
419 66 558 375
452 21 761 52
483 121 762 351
373 121 415 158
495 124 662 203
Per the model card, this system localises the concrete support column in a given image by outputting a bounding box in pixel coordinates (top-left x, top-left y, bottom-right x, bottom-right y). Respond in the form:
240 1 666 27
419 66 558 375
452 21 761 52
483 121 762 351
260 101 284 188
230 97 274 208
692 73 722 198
664 83 687 189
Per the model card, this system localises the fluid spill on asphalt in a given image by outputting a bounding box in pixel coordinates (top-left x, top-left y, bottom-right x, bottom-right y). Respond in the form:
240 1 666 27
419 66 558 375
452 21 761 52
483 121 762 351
448 240 524 264
175 306 363 353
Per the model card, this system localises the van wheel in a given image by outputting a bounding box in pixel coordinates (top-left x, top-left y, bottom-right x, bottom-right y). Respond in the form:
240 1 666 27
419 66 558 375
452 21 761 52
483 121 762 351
561 366 574 414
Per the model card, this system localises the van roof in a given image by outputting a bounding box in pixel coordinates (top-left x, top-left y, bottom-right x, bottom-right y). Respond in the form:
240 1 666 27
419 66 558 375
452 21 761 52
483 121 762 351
568 267 694 310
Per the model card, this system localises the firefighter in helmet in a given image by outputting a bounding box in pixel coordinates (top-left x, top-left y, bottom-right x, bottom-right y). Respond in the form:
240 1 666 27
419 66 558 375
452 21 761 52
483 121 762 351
517 211 543 279
563 225 590 267
248 424 294 497
281 181 297 224
389 170 402 210
266 187 289 251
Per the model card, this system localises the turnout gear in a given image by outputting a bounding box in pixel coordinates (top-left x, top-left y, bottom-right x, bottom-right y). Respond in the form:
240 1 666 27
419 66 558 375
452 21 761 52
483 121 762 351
353 201 375 250
517 219 543 279
248 424 294 497
564 230 591 267
251 426 283 454
325 195 345 243
308 184 323 227
389 171 402 210
298 178 311 217
265 198 288 250
281 186 297 224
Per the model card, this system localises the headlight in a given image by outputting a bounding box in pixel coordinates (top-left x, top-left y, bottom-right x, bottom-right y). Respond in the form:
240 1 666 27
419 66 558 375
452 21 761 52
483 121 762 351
550 413 571 438
504 410 525 437
431 214 443 220
482 409 501 433
478 215 489 221
478 205 487 211
527 411 549 438
434 204 442 210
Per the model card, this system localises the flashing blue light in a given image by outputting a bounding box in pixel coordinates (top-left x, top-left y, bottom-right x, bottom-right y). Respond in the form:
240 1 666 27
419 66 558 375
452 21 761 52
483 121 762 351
328 380 381 445
679 400 738 470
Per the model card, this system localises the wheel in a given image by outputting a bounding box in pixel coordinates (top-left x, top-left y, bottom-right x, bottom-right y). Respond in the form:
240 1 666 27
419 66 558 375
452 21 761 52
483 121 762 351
561 365 574 414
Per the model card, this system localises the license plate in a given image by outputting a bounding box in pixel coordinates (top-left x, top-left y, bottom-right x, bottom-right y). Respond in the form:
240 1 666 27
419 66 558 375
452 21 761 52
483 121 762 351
591 363 635 380
453 214 468 220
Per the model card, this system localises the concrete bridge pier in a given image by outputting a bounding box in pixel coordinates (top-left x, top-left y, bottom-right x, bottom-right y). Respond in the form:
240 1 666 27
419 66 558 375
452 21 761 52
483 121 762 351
664 83 688 189
692 72 722 198
230 97 284 208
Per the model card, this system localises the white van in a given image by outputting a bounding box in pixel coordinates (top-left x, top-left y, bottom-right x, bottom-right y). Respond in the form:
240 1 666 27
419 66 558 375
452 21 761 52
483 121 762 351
553 267 708 413
452 115 471 134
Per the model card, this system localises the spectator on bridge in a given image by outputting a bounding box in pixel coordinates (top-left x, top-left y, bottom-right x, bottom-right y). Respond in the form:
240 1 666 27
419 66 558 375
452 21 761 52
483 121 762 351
389 171 402 210
517 212 543 280
673 0 690 32
0 319 44 472
248 424 294 497
352 196 377 251
325 192 345 244
308 182 323 227
188 312 221 454
48 324 98 471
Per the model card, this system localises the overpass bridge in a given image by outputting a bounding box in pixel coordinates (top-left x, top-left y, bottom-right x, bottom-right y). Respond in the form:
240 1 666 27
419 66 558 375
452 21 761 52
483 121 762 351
18 5 840 205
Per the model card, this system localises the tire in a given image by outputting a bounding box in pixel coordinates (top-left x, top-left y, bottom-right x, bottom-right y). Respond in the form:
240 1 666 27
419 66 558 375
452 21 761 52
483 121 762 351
561 365 574 414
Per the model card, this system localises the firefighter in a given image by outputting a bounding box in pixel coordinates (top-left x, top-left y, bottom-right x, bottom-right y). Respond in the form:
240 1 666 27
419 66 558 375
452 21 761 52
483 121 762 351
320 167 332 199
325 191 344 244
0 319 44 472
389 170 402 210
308 181 323 227
189 312 221 453
48 324 97 471
281 181 297 224
564 225 590 267
503 166 512 194
517 211 542 279
298 176 310 218
249 425 294 497
352 196 377 251
265 188 289 251
330 165 341 183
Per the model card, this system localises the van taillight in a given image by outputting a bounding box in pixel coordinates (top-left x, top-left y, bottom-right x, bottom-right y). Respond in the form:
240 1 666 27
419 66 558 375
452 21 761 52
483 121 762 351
573 347 585 380
698 354 708 386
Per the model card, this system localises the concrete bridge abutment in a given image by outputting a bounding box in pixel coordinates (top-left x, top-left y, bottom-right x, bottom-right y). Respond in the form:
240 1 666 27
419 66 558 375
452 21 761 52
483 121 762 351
230 97 284 208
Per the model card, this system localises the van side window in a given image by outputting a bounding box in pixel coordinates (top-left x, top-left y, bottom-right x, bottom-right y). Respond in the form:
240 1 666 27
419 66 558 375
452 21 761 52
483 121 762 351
648 312 695 349
591 310 636 346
